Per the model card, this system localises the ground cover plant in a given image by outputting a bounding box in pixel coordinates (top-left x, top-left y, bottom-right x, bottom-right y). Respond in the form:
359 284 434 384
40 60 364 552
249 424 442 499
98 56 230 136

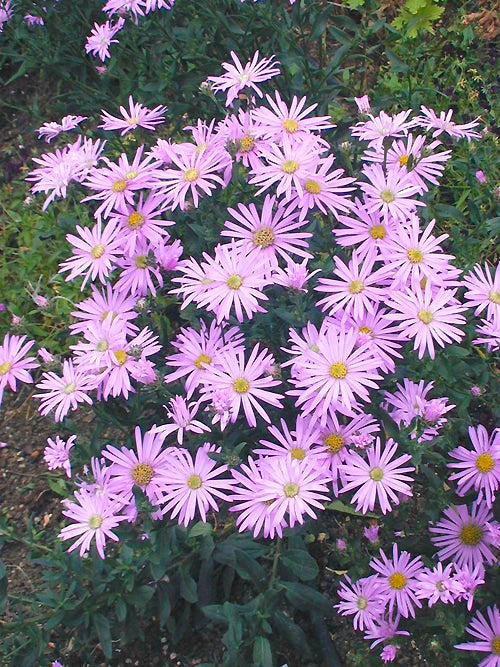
0 1 498 666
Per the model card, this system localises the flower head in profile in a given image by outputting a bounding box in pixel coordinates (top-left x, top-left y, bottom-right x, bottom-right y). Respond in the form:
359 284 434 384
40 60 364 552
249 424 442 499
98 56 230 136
85 18 125 62
0 334 39 405
207 50 280 107
37 115 87 143
416 106 482 142
99 96 167 135
44 435 77 478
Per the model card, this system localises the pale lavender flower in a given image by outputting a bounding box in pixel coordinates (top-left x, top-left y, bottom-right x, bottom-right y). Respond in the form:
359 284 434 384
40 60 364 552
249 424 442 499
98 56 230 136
44 435 77 478
85 18 125 62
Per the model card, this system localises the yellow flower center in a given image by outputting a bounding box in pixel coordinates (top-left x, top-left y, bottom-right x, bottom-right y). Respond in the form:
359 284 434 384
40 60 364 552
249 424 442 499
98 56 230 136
407 248 423 263
125 170 138 180
475 452 495 473
252 227 275 248
132 463 154 486
488 289 500 305
349 280 364 294
357 596 368 610
91 244 105 259
324 433 345 454
283 119 299 134
358 326 373 337
282 159 299 174
114 350 128 366
459 522 483 546
127 212 145 229
226 274 243 290
418 309 434 324
369 224 386 239
284 482 299 498
127 116 140 125
135 255 148 269
389 572 407 590
398 154 409 166
0 361 12 375
88 514 103 530
194 353 212 369
63 382 76 395
187 474 202 490
369 466 384 481
329 362 347 379
96 340 109 352
112 179 127 192
380 189 395 203
491 636 500 655
233 377 250 394
290 447 306 461
184 168 199 182
195 142 208 155
240 134 255 152
305 179 321 194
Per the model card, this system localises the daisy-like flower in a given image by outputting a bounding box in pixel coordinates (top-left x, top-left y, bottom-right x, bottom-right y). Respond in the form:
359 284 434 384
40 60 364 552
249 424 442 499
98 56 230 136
37 115 88 143
369 543 424 618
381 217 457 289
272 258 321 292
416 106 482 142
350 109 412 149
99 96 167 135
453 563 486 611
360 164 424 223
462 261 500 323
113 241 164 297
385 283 466 359
252 457 331 533
221 194 312 267
207 50 280 107
34 359 98 422
69 283 138 336
158 443 234 526
252 91 333 143
193 243 271 324
414 562 463 606
287 325 382 422
455 605 500 667
339 437 414 515
200 344 283 428
219 108 269 171
102 426 170 507
429 502 498 570
335 575 385 631
474 317 500 353
58 219 123 289
333 198 396 260
70 315 125 372
363 613 410 649
26 145 79 210
448 425 500 508
85 18 125 62
315 249 392 320
0 334 39 405
156 396 211 445
44 435 77 478
255 415 323 465
58 489 127 559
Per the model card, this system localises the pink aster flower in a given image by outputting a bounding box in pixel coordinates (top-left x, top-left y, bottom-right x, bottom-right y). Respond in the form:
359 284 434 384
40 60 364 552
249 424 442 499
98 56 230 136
333 198 396 260
380 645 398 663
363 613 410 649
364 524 380 544
102 426 170 507
158 443 234 526
350 109 412 149
448 425 500 508
99 96 167 135
200 344 283 428
59 489 127 559
416 106 482 142
255 415 323 465
272 258 321 292
207 50 280 107
34 359 98 422
354 95 371 114
453 563 486 611
0 334 39 405
26 145 79 210
44 435 77 478
473 316 500 353
339 437 414 515
59 219 123 289
193 243 270 324
69 283 138 336
415 562 463 606
455 605 500 667
462 261 500 323
221 195 312 267
429 502 498 570
251 457 331 532
369 543 424 619
37 115 87 143
360 164 424 224
385 283 466 359
113 241 164 297
335 575 385 631
252 91 333 144
85 18 125 62
156 395 211 445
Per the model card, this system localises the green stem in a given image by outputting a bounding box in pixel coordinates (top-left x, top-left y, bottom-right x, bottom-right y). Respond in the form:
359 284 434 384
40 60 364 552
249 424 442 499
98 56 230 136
269 536 282 589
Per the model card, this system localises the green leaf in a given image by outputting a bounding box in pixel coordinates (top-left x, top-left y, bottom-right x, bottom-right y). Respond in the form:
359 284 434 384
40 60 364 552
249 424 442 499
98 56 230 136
283 582 333 617
0 561 6 613
325 499 379 518
93 613 112 659
125 584 154 608
188 521 213 538
253 636 273 666
281 548 319 581
179 570 198 603
115 598 127 623
385 48 409 74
